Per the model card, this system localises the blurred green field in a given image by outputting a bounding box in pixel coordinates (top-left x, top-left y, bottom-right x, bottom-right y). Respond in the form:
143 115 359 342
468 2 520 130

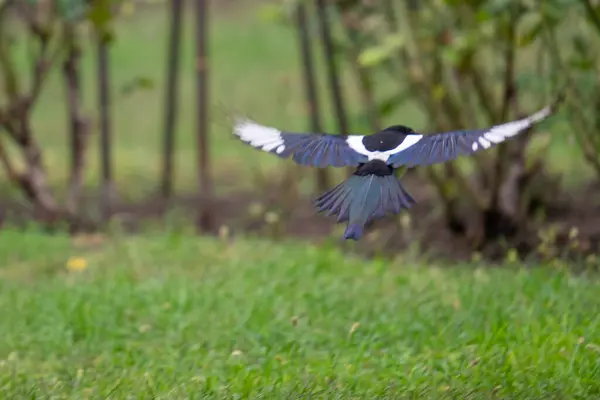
3 2 588 204
9 3 379 199
0 230 599 397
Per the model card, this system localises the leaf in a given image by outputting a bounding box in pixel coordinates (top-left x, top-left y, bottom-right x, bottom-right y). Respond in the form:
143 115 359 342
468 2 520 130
377 91 411 118
485 0 516 14
572 35 590 56
258 4 286 24
58 0 89 21
120 76 156 96
258 0 297 24
441 47 461 66
87 0 113 31
568 58 595 71
432 85 446 101
358 33 404 68
517 19 543 47
538 1 564 25
475 9 493 22
358 46 390 68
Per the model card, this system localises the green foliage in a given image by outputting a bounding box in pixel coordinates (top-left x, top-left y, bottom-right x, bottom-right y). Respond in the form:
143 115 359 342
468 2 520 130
119 75 155 97
339 0 571 242
357 33 403 68
0 231 599 397
258 0 299 26
88 0 118 39
535 0 600 176
57 0 89 21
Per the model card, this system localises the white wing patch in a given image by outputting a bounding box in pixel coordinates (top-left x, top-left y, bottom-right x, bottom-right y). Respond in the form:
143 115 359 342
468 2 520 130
478 137 491 149
346 134 424 162
346 135 368 156
392 134 424 154
233 119 286 154
470 104 553 151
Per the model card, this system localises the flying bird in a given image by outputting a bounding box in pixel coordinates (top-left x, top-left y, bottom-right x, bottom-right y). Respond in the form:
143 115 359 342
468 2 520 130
233 95 563 241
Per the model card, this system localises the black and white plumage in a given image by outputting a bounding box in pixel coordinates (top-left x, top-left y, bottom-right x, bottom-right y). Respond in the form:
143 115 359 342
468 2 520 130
232 119 368 167
233 95 563 240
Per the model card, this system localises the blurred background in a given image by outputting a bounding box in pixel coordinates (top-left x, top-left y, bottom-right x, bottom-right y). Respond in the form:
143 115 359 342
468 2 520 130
0 0 599 263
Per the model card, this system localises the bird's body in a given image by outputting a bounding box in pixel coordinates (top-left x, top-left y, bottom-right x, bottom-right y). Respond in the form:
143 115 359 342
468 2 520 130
315 161 415 240
233 95 563 240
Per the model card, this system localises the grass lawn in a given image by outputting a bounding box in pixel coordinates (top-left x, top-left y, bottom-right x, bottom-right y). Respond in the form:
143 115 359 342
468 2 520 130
0 229 599 398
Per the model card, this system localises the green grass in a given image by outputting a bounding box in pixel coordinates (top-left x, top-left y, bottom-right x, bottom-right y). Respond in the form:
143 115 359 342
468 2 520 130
0 230 599 398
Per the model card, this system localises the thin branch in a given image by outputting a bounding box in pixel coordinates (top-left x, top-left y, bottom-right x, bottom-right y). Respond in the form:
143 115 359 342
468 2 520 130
315 0 349 134
455 4 501 123
295 1 330 191
490 13 517 210
0 16 20 104
339 10 380 131
26 32 52 109
541 9 600 176
64 23 90 215
160 0 184 199
97 31 114 218
426 166 467 234
194 0 213 231
400 3 451 130
0 136 19 182
446 163 488 211
0 0 16 17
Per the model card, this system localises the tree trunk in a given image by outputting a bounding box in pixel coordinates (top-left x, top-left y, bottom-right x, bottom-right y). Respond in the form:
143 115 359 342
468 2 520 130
295 2 330 192
314 0 348 133
315 0 352 176
64 23 90 217
160 0 183 200
194 0 214 232
97 32 114 219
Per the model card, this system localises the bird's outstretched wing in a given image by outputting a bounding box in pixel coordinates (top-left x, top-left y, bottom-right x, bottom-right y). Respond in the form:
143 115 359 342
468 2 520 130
233 118 369 168
387 95 564 168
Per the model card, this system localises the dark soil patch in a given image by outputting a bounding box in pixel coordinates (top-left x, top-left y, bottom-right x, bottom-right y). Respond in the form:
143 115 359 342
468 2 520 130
1 174 599 265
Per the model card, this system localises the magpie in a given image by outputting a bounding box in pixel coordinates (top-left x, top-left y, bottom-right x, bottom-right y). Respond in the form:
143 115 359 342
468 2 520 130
233 95 563 241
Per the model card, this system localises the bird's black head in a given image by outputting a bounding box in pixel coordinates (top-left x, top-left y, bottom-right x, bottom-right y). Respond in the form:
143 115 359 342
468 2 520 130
382 125 415 135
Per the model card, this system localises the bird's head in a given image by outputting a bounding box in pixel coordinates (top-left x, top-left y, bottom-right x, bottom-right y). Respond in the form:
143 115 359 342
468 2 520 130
382 125 415 135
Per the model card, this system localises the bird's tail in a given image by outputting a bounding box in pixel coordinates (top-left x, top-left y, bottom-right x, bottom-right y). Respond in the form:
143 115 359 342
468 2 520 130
314 174 416 240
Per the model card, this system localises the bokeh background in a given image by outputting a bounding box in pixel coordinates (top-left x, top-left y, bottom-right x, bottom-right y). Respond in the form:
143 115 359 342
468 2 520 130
1 0 599 261
1 0 600 397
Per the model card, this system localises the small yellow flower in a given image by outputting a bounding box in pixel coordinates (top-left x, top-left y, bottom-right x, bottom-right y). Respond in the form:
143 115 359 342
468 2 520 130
67 257 88 272
569 226 579 240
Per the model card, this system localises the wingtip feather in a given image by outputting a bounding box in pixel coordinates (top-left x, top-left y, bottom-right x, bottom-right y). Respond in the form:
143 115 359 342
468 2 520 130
232 118 286 153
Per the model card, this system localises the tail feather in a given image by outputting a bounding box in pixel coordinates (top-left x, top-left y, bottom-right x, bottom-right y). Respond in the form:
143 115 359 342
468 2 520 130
315 182 344 210
394 180 416 209
314 174 416 240
316 184 351 219
328 186 352 218
344 224 364 241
